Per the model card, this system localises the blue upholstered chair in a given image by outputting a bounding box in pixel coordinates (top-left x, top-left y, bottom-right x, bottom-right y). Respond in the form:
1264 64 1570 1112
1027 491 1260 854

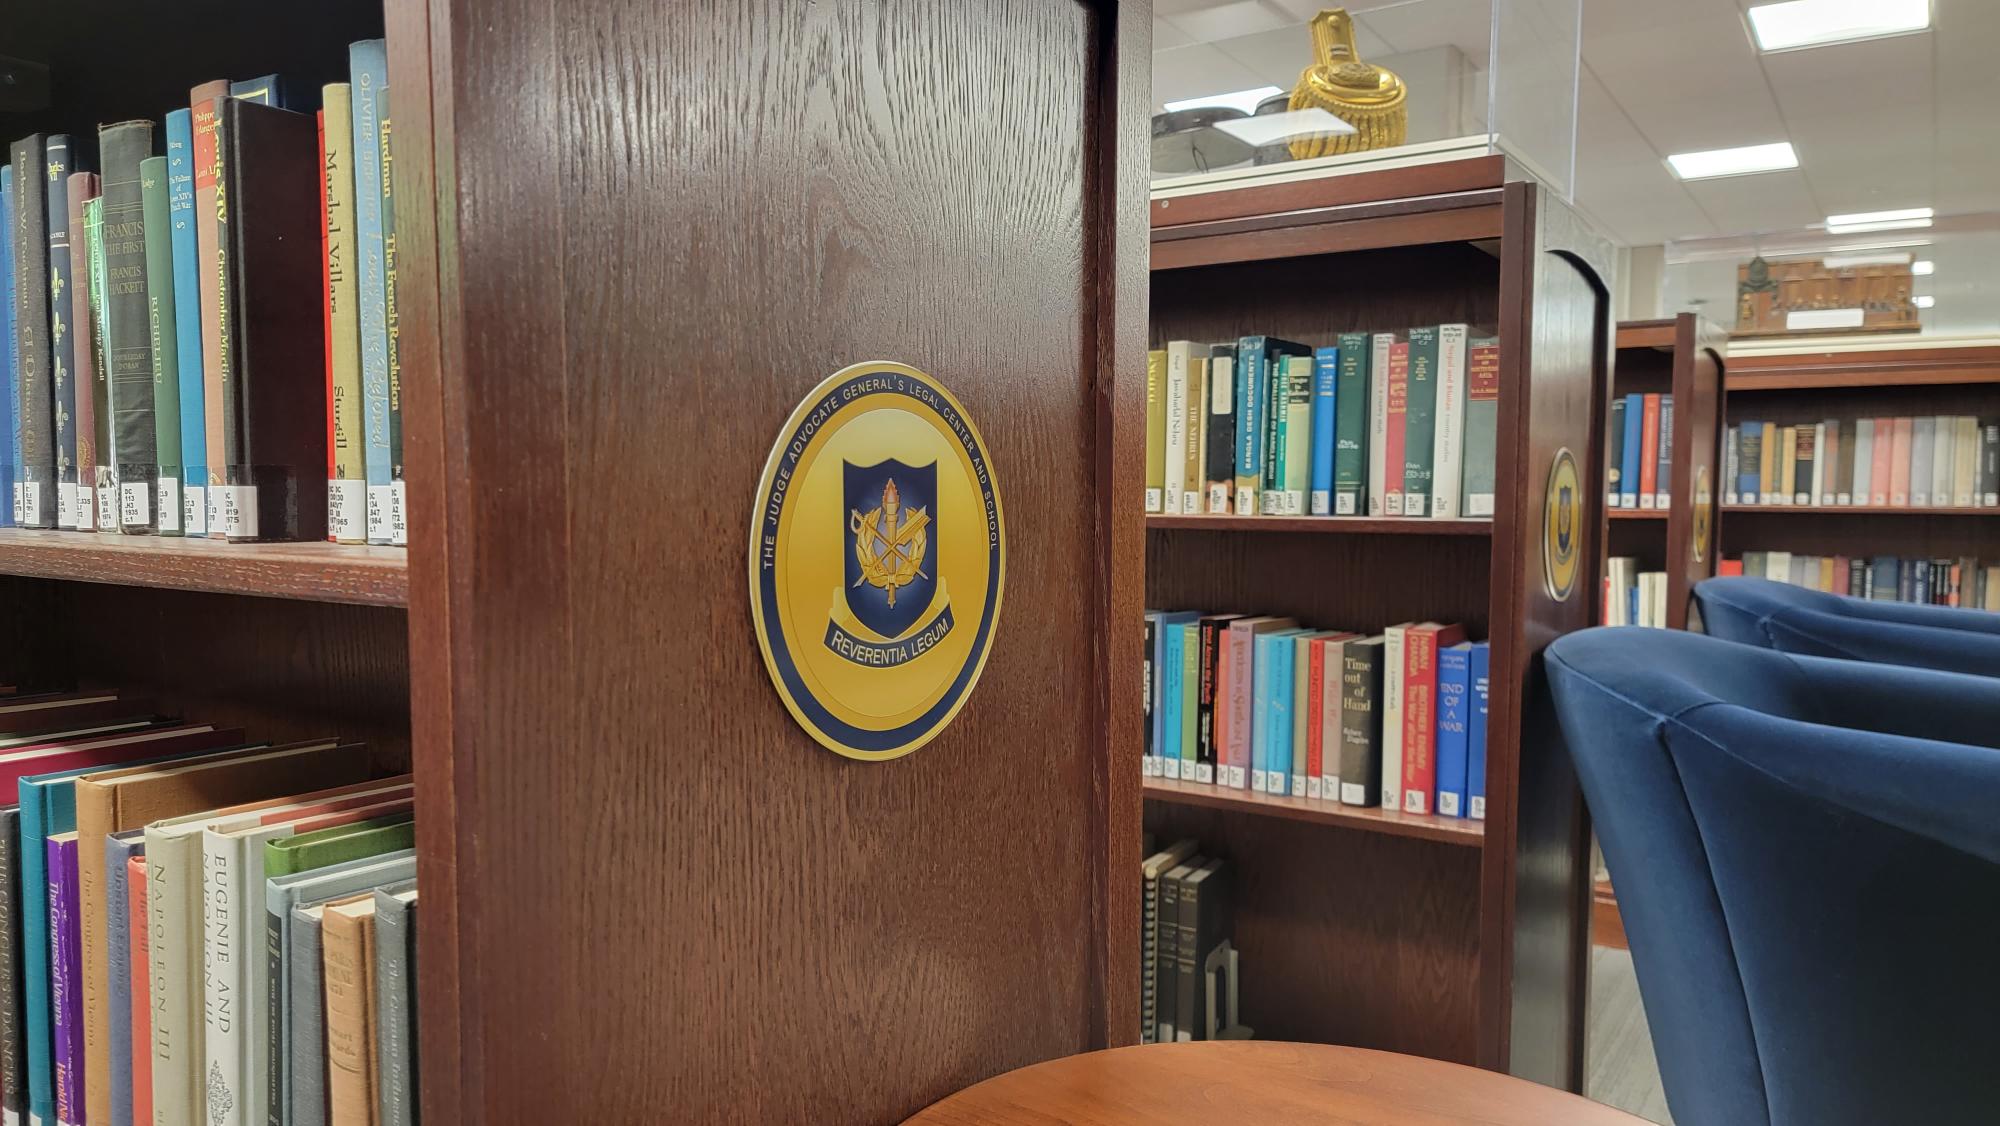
1546 627 2000 1126
1694 575 2000 675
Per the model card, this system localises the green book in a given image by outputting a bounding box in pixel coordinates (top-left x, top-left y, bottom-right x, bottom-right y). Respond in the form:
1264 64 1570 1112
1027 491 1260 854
263 814 416 879
139 156 183 534
1332 332 1371 515
85 196 115 531
1403 326 1439 516
1256 338 1312 514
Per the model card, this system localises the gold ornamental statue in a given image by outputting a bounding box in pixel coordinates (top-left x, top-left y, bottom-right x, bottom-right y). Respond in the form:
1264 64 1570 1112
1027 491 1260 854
1288 8 1408 159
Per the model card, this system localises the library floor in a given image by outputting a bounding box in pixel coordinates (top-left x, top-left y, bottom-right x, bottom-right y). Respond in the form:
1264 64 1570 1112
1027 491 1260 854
1586 945 1673 1124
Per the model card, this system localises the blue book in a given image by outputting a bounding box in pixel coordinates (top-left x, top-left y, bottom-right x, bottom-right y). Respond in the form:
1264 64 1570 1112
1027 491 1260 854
1149 612 1199 774
166 109 207 529
350 39 395 543
1468 642 1491 820
106 830 145 1126
1252 629 1303 792
1309 346 1338 515
1619 393 1644 508
44 136 75 527
1 165 17 527
1435 643 1473 817
1736 419 1760 504
1161 622 1185 781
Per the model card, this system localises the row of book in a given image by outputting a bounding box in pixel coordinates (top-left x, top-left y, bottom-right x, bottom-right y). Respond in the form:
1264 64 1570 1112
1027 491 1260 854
1726 416 1999 509
1603 558 1670 627
1143 613 1490 819
1606 393 1674 509
1142 327 1500 520
1720 552 2000 610
1141 838 1235 1045
0 690 416 1126
4 39 407 545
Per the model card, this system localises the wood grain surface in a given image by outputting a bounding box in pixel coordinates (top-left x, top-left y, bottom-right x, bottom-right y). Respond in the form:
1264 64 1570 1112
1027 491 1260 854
0 529 407 606
1725 344 2000 391
1663 317 1727 630
407 1 1143 1121
1143 776 1485 846
903 1041 1649 1125
1147 514 1492 536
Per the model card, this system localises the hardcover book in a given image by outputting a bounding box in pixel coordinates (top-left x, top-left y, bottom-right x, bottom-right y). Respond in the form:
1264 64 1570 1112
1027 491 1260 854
1180 355 1208 514
1460 334 1499 517
105 830 145 1126
1366 331 1395 516
1202 344 1234 513
1758 421 1777 504
0 807 20 1119
46 136 78 529
1400 622 1464 815
1637 394 1661 508
11 135 55 525
1194 615 1242 784
1139 840 1197 1044
1259 341 1311 514
1909 417 1932 506
1144 349 1164 512
1380 623 1415 811
1149 611 1198 778
48 832 82 1126
1176 622 1199 777
1225 617 1295 789
372 884 418 1126
1654 395 1673 508
1382 337 1409 515
379 87 407 544
1930 414 1952 507
166 108 209 534
1619 393 1643 508
323 896 381 1126
141 156 184 534
1163 341 1191 519
1308 346 1337 515
1331 332 1369 515
1469 641 1491 819
85 194 117 531
99 120 162 533
1175 859 1229 1042
1251 628 1301 792
1273 355 1311 515
1 166 15 528
1401 326 1438 516
1607 396 1625 506
350 39 395 543
1430 324 1468 519
128 856 150 1126
191 81 231 534
65 172 102 532
1338 637 1385 806
1851 419 1872 507
1435 642 1473 816
1776 426 1797 506
1154 861 1197 1041
1888 417 1912 505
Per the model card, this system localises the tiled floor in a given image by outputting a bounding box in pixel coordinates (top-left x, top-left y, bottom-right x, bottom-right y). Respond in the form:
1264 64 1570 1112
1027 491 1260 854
1586 944 1673 1124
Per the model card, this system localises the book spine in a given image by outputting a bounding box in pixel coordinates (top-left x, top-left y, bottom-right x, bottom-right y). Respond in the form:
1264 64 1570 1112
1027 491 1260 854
1835 419 1855 505
1317 640 1343 799
1161 624 1183 781
1852 419 1873 507
49 838 81 1126
45 138 77 529
0 810 20 1121
20 792 53 1126
0 169 15 529
1143 349 1164 512
167 109 208 535
65 175 97 531
202 831 249 1126
1163 342 1188 519
1173 871 1198 1041
1654 394 1673 508
1469 643 1490 820
11 137 55 526
1909 417 1932 505
130 859 151 1126
1366 333 1391 516
1332 332 1369 515
1195 620 1222 783
1309 347 1337 515
1401 627 1438 815
1888 418 1910 505
1177 623 1198 776
351 39 394 544
1982 421 1998 507
1436 646 1471 817
1226 628 1253 789
1179 357 1206 514
1401 326 1437 516
1279 356 1311 515
100 120 161 533
323 907 375 1126
1154 874 1180 1041
1637 394 1660 508
145 829 200 1126
1619 394 1642 507
287 907 329 1126
264 902 284 1126
1141 615 1156 774
1304 639 1325 798
1723 426 1739 505
1233 339 1261 515
1757 422 1776 504
373 895 414 1126
1930 414 1951 507
1249 633 1270 791
1606 397 1625 505
1338 642 1381 806
1809 422 1826 505
193 88 228 534
1381 626 1407 810
1383 340 1408 515
1430 324 1466 519
1954 417 1976 506
87 195 119 532
1202 347 1234 513
380 88 407 545
1736 421 1760 504
141 157 185 535
1260 346 1285 515
1462 338 1499 517
107 840 142 1126
1288 636 1310 796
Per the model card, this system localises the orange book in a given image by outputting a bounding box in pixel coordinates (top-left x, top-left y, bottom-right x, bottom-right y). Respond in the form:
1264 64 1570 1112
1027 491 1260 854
1637 394 1662 506
128 855 151 1126
1889 417 1914 506
1718 559 1744 577
1401 622 1466 815
323 897 381 1126
1870 418 1894 505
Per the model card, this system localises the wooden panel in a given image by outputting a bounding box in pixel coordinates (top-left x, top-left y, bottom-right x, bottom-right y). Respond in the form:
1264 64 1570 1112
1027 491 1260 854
1725 383 2000 426
1149 155 1505 228
1726 345 2000 391
1661 318 1726 630
1144 778 1485 847
1482 184 1612 1091
0 530 407 606
417 2 1141 1122
1142 803 1483 1063
1722 508 2000 561
1147 514 1491 537
1152 205 1504 272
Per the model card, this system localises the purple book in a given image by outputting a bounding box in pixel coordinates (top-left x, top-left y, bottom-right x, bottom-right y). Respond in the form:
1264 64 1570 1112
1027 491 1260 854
47 832 82 1126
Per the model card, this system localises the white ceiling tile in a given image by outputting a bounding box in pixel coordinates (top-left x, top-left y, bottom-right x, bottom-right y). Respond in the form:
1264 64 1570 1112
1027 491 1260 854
1154 16 1196 52
1167 0 1297 44
1679 169 1823 236
1152 43 1271 108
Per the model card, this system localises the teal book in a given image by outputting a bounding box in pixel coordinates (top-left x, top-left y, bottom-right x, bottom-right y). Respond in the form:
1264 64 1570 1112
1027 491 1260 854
1309 346 1338 515
349 39 395 544
1251 629 1303 793
166 108 208 531
141 155 184 534
262 813 416 879
1403 326 1439 516
1160 620 1185 782
1332 332 1370 515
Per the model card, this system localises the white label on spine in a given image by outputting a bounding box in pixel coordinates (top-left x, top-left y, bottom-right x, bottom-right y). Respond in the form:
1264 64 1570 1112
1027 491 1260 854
1322 773 1338 799
1439 792 1460 817
329 479 366 542
57 482 76 528
157 478 182 533
1208 484 1228 514
1251 770 1267 793
1307 777 1321 799
1228 765 1245 788
1196 764 1213 784
1335 493 1356 515
217 485 259 539
1290 775 1305 797
1163 758 1180 780
186 485 208 536
1182 490 1200 515
367 484 394 542
11 482 20 524
1341 782 1367 805
1466 494 1494 518
120 481 150 527
1470 796 1486 820
96 484 115 530
1144 487 1162 513
390 479 408 545
76 485 93 527
19 483 40 527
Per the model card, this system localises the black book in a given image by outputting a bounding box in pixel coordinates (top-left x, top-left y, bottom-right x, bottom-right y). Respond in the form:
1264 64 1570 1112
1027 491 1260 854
10 135 55 526
1178 857 1230 1042
217 99 329 542
44 137 78 527
1156 858 1199 1043
0 808 20 1121
1141 617 1155 761
1339 636 1385 807
1607 397 1626 506
1980 421 1997 508
1202 343 1235 512
98 120 160 533
1194 615 1235 780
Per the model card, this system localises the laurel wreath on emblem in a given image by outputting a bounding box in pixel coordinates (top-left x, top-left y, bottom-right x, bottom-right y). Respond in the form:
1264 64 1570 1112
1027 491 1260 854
849 478 931 609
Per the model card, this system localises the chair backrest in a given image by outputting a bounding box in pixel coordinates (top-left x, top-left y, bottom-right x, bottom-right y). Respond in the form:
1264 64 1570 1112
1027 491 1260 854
1694 575 2000 676
1546 627 2000 1126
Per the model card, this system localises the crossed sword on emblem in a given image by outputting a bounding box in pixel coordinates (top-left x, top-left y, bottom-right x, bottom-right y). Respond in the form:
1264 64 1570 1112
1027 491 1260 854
850 505 933 585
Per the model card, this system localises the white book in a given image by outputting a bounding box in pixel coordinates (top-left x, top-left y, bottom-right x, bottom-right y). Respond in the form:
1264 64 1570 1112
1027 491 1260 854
145 820 209 1126
1955 416 1979 507
1852 419 1873 507
1163 342 1191 510
1723 427 1739 506
1206 357 1234 513
1932 414 1954 508
1431 324 1469 519
1367 333 1394 516
1765 551 1792 582
1381 624 1412 812
1810 423 1826 507
1911 417 1934 506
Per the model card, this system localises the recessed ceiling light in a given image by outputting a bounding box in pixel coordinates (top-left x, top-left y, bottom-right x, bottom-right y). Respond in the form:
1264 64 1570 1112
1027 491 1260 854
1915 295 1936 309
1747 0 1930 52
1912 259 1935 275
1826 218 1933 235
1826 206 1934 226
1163 86 1285 116
1820 252 1910 268
1666 142 1799 181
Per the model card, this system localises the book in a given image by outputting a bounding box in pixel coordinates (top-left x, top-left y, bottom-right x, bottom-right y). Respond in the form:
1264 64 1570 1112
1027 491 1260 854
1163 341 1191 518
1834 419 1855 506
1469 641 1491 820
219 97 333 541
1401 622 1465 815
1607 396 1626 506
1436 642 1473 816
1637 394 1661 508
63 173 100 531
11 136 55 525
0 806 20 1120
1653 395 1673 508
1141 613 1156 772
1723 426 1739 505
371 885 417 1126
100 120 162 534
1775 426 1796 505
1180 354 1207 515
86 193 117 531
1736 421 1762 504
1291 631 1345 797
1929 414 1952 508
1144 348 1164 512
263 814 417 880
378 88 406 546
1852 419 1873 508
1308 346 1337 515
1251 628 1301 793
0 166 14 528
1259 341 1311 515
191 81 230 534
1155 860 1197 1041
1224 617 1294 789
47 832 81 1126
1202 344 1234 513
1176 858 1229 1043
1886 417 1911 505
1982 421 1998 507
128 854 151 1126
1953 416 1977 507
45 137 77 529
105 831 145 1126
1380 623 1415 811
1338 637 1385 806
140 156 185 534
1402 325 1438 516
1148 612 1198 778
1331 332 1369 515
1382 336 1409 515
1909 416 1933 506
166 108 209 535
1273 355 1312 515
1618 394 1643 508
350 39 395 544
1139 840 1198 1044
1313 634 1358 799
1193 615 1241 785
1177 622 1199 778
1430 324 1469 520
1366 331 1393 516
322 896 380 1125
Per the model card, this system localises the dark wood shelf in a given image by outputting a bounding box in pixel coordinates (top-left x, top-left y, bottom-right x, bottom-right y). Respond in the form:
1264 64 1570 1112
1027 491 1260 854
1724 504 2000 517
1146 513 1494 536
1143 776 1486 848
1726 345 2000 392
0 529 409 607
1607 508 1666 520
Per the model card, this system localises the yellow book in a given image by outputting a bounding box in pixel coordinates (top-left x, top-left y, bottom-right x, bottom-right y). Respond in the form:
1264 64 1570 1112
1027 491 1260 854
1144 349 1166 513
1182 356 1208 514
1759 422 1778 504
323 83 368 542
1777 426 1797 506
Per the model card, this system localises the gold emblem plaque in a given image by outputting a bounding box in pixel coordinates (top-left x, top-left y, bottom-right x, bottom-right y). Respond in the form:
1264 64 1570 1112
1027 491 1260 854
1543 447 1581 602
1691 464 1712 565
749 363 1006 760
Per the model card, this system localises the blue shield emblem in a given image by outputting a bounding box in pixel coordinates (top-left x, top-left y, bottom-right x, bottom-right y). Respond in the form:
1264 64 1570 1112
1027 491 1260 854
1556 484 1575 555
844 459 938 639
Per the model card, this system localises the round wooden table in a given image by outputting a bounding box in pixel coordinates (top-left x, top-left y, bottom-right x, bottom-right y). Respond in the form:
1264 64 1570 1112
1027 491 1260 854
904 1042 1652 1125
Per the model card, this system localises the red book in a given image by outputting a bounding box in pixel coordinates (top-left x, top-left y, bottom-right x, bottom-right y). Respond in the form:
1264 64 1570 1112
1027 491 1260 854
1401 622 1465 815
1834 556 1850 594
318 107 336 539
128 854 151 1126
1211 637 1229 781
1889 418 1914 506
1385 341 1409 515
1719 559 1744 577
1871 418 1895 505
1305 640 1325 789
1638 394 1662 506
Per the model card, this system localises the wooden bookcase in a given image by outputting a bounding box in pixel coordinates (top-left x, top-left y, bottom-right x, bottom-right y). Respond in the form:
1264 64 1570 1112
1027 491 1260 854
1140 157 1615 1090
1602 316 1727 629
1721 346 2000 569
4 1 1151 1122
